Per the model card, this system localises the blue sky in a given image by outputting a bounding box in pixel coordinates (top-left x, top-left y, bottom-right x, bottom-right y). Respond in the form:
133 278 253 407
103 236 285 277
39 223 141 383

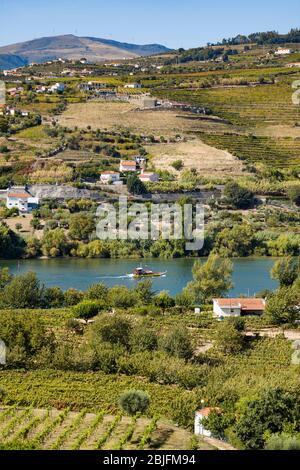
1 0 299 48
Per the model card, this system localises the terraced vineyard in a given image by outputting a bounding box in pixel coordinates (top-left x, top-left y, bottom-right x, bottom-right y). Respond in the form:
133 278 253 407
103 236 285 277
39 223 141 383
157 76 300 126
0 407 210 450
198 132 300 168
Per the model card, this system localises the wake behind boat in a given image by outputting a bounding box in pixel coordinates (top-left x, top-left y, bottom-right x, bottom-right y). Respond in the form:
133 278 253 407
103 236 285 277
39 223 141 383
131 266 167 278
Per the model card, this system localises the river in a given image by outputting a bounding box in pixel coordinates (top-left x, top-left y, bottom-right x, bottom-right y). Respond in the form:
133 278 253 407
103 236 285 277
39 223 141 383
0 258 278 296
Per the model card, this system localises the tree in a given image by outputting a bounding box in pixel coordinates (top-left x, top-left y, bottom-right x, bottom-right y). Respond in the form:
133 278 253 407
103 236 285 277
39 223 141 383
0 272 43 308
41 228 69 257
91 316 132 348
186 254 233 303
224 182 254 209
265 287 298 325
153 290 175 311
0 267 12 290
108 285 138 308
159 325 193 360
85 283 108 301
215 321 246 354
134 279 154 305
271 257 299 287
127 175 147 195
213 224 255 257
69 214 95 241
130 325 158 352
72 300 104 320
64 288 84 306
287 185 300 206
42 286 64 308
119 390 150 415
235 389 300 449
0 310 54 366
0 224 25 258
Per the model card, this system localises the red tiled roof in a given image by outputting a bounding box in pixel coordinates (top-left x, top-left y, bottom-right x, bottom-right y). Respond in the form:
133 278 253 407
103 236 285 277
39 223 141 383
8 192 30 199
196 407 221 417
101 171 119 175
213 298 265 311
120 160 136 166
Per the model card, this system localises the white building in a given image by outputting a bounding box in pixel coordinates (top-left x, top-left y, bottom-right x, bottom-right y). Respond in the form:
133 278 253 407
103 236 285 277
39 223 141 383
119 160 137 172
6 187 39 213
213 298 265 319
138 170 159 183
49 82 65 93
275 48 291 55
194 408 219 437
100 171 120 184
124 83 143 89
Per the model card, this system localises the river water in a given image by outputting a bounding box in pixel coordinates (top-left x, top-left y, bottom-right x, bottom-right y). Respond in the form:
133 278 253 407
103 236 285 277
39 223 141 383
0 258 278 296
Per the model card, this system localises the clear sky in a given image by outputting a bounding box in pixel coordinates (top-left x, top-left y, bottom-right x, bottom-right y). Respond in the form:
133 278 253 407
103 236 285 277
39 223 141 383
1 0 299 49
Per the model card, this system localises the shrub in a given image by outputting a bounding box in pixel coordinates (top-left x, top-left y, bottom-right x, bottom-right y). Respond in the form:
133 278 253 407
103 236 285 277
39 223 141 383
159 326 193 360
119 390 150 415
72 300 105 320
91 316 132 348
265 433 300 450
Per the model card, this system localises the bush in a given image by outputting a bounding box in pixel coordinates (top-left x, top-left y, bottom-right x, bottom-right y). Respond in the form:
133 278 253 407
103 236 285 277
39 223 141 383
91 316 132 348
265 433 300 450
119 390 150 415
72 300 105 320
64 288 84 306
130 327 158 352
0 272 43 308
159 326 193 360
85 283 108 301
171 159 184 171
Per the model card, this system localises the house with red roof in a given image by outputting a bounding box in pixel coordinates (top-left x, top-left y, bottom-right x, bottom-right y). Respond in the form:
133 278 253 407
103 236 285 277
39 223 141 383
119 160 137 172
194 407 220 436
6 186 39 213
213 298 265 319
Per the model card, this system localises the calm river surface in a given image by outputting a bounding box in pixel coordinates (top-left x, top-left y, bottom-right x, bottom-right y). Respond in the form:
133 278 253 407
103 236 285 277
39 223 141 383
0 258 278 296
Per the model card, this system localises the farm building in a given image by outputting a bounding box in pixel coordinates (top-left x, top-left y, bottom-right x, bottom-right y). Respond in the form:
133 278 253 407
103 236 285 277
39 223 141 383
100 171 121 184
6 186 39 213
124 83 143 89
213 298 265 319
119 160 137 172
138 171 159 182
194 408 220 437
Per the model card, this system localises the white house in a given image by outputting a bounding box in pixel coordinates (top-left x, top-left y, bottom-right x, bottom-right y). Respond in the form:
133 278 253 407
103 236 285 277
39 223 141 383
124 83 143 89
100 171 120 184
6 187 39 213
119 160 137 172
213 298 265 319
275 48 291 55
138 170 159 183
194 408 220 437
49 82 65 93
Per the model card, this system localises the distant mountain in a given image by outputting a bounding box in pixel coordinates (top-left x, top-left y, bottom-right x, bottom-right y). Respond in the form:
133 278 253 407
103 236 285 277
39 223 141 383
0 34 171 69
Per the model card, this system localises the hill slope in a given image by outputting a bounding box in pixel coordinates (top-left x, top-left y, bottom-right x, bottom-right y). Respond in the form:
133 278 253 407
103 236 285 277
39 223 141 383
0 34 171 69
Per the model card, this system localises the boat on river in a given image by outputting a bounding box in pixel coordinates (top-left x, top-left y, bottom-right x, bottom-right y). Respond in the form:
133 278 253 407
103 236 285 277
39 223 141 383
132 266 167 278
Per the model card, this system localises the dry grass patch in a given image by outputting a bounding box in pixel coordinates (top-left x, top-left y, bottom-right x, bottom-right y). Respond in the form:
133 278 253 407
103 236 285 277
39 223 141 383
147 138 245 176
58 102 229 137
